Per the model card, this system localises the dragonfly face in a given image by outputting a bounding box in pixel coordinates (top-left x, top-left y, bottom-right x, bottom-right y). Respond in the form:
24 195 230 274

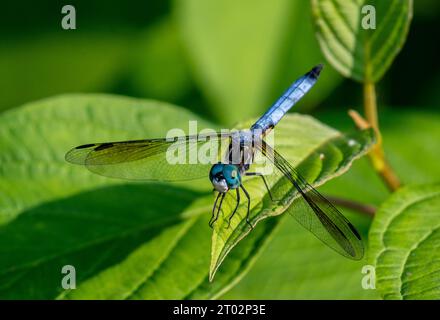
209 163 241 193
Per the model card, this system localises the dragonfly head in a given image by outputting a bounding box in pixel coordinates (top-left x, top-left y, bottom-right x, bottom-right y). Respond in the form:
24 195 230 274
209 163 241 193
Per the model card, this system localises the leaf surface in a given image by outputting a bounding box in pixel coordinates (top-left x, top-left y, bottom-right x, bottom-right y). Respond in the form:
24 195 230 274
312 0 413 82
369 184 440 299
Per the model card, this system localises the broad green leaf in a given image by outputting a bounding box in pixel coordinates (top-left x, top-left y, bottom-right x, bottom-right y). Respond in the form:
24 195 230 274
312 0 413 82
222 158 382 299
223 212 379 299
0 94 373 299
0 94 272 299
223 109 440 299
175 0 342 124
210 116 375 280
369 184 440 300
0 95 211 224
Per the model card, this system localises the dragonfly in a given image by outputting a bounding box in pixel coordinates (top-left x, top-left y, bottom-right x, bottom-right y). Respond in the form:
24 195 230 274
66 64 364 260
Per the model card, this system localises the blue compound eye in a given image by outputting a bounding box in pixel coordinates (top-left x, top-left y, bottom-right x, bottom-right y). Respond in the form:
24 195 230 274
223 165 241 189
209 163 224 181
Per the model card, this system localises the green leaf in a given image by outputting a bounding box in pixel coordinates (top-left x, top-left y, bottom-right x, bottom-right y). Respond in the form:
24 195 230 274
0 95 211 224
209 116 375 280
175 0 342 124
0 94 374 299
223 109 440 299
369 183 440 300
222 212 379 299
0 94 272 299
312 0 413 82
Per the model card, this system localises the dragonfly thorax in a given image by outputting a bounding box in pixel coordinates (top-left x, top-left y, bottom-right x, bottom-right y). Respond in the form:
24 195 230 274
209 163 241 193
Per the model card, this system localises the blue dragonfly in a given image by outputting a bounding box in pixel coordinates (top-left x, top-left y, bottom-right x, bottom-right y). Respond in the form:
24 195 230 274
66 64 364 260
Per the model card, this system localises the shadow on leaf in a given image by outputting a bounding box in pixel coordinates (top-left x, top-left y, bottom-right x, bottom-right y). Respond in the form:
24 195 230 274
0 183 203 299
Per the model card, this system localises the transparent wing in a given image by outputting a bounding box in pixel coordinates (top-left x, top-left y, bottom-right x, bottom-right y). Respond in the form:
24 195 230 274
256 140 364 260
65 133 232 181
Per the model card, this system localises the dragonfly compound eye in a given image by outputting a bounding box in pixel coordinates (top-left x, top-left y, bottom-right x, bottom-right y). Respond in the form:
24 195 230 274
209 163 224 181
209 163 229 193
223 165 241 189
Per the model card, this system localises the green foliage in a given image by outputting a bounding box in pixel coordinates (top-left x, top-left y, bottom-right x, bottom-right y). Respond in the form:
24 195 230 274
319 109 440 187
129 19 193 103
223 213 379 299
312 0 413 82
0 95 371 299
0 95 218 299
210 116 375 280
223 110 440 299
0 33 133 112
0 0 438 301
369 184 440 300
175 0 342 124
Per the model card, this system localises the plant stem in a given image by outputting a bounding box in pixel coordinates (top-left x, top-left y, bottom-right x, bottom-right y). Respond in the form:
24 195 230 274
364 82 379 131
324 195 376 217
363 82 401 191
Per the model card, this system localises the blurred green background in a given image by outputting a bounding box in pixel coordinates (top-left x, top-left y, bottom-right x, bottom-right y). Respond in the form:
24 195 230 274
1 0 439 299
1 0 438 122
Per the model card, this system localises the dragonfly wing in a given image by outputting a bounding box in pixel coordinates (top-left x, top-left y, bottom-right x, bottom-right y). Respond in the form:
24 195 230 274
65 133 231 181
256 140 364 260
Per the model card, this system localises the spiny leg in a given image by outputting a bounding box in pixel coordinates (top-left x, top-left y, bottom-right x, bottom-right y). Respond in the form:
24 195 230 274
209 193 225 228
227 188 241 228
214 193 226 225
240 184 253 229
209 192 221 227
245 172 279 202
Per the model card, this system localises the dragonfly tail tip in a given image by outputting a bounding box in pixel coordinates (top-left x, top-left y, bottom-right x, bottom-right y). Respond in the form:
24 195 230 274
311 63 324 77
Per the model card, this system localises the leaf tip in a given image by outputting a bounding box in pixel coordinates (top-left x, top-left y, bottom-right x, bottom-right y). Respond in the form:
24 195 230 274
208 268 217 282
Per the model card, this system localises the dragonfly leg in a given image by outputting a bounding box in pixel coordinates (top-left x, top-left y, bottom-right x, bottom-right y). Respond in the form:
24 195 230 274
209 192 221 227
209 193 225 228
227 188 241 228
240 184 253 230
245 172 280 202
